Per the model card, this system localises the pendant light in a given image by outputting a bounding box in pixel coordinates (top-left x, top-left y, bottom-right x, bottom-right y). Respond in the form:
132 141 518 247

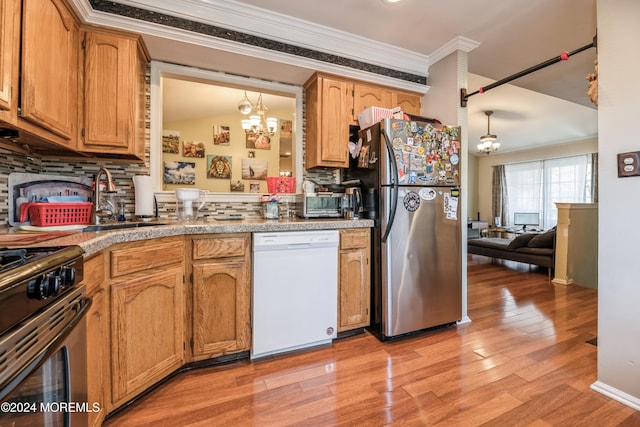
477 111 500 155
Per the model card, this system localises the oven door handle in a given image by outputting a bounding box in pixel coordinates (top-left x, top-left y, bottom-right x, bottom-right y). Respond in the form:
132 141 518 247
0 297 92 401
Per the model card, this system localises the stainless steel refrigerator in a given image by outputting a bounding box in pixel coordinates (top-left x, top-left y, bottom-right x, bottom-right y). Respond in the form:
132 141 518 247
347 117 462 339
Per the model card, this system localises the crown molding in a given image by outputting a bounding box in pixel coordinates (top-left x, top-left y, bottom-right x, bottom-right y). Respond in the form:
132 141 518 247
67 0 428 93
428 36 480 67
70 0 428 79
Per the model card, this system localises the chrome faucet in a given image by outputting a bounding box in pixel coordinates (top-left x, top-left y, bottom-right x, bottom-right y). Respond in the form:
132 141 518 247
93 167 116 224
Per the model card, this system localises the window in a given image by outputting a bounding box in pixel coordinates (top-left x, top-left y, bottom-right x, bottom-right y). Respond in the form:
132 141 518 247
504 154 595 230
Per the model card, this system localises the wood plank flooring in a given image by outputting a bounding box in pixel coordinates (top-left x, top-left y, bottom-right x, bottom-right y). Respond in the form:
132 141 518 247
104 256 639 426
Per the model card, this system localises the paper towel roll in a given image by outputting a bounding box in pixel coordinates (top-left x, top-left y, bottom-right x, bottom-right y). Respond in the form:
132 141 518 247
133 175 155 217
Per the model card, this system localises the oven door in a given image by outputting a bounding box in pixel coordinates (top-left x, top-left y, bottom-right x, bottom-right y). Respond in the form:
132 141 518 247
0 287 91 427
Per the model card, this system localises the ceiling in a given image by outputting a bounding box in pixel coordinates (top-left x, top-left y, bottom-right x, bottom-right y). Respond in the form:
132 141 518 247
228 0 598 154
80 0 599 155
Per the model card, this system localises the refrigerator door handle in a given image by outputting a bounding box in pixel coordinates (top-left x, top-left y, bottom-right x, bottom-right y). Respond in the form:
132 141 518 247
381 130 398 244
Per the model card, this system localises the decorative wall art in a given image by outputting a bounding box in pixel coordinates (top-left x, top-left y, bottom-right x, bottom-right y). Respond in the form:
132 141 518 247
213 125 230 145
249 181 261 193
246 132 271 150
207 155 232 179
164 161 196 185
280 119 292 138
162 130 180 153
247 150 255 158
183 141 205 158
242 159 268 180
230 181 245 192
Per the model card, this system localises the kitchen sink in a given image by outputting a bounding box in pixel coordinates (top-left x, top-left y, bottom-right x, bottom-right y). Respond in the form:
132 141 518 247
82 222 166 232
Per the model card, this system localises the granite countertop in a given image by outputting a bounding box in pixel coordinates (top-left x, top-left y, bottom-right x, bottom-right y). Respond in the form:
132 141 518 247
1 217 374 257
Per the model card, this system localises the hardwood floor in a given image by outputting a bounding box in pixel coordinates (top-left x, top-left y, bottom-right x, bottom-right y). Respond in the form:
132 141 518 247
104 256 639 426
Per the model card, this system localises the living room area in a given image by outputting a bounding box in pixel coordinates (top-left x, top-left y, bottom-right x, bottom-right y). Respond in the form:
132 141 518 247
466 134 598 289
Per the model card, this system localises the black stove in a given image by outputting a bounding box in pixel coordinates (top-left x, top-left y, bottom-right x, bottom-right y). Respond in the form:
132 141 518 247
0 246 84 336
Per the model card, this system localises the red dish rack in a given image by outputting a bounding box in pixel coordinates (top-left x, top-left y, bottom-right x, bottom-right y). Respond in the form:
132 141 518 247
20 202 93 226
266 177 296 194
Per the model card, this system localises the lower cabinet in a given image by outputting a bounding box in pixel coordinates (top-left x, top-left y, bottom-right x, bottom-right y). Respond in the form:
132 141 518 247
107 237 185 407
338 229 371 332
83 252 109 427
189 234 251 361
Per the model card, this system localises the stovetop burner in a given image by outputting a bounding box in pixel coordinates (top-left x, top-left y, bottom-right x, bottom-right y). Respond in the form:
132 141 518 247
0 249 29 272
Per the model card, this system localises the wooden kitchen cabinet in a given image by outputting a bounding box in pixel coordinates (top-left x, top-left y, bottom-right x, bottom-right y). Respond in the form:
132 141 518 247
20 0 79 144
393 91 422 116
83 252 109 426
304 72 422 168
352 83 392 124
0 0 18 112
108 237 185 406
338 229 371 332
78 27 149 160
188 234 251 361
304 74 352 168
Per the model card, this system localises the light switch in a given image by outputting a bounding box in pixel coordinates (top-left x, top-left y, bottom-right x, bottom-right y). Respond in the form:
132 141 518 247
617 151 640 177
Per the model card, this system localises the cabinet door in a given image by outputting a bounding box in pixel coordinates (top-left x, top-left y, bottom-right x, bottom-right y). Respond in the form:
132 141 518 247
110 267 185 404
21 0 78 142
0 0 18 112
393 91 422 116
192 260 250 360
338 229 371 332
86 287 108 427
353 83 392 123
338 249 370 331
319 77 350 167
79 29 146 159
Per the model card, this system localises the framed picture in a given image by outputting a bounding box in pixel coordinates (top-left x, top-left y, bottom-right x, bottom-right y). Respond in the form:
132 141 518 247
207 155 232 179
249 181 261 193
213 125 230 145
162 130 180 153
242 159 268 180
246 132 271 150
230 180 245 192
248 150 255 158
164 161 196 185
183 141 205 158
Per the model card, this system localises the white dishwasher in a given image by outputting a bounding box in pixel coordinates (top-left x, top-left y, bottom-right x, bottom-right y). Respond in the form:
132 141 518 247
252 230 339 359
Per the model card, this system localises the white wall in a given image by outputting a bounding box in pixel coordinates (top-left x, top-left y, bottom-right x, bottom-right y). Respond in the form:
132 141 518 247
423 50 471 323
475 138 598 225
592 0 640 409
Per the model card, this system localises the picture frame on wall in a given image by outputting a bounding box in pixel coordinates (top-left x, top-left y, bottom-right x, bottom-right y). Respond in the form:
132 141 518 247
245 132 271 150
242 159 268 180
162 130 180 153
164 161 196 185
183 141 205 158
213 125 230 145
207 155 232 179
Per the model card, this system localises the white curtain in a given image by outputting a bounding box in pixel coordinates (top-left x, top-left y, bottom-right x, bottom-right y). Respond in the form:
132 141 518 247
504 161 543 227
542 155 590 229
502 154 593 230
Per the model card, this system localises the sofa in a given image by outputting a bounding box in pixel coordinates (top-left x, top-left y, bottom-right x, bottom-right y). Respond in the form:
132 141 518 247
467 227 556 270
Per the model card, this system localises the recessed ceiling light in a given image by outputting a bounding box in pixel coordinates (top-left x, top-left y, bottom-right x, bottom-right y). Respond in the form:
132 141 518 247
382 0 402 4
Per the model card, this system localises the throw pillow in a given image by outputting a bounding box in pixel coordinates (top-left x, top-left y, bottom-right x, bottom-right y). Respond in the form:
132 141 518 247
528 229 555 248
507 233 536 250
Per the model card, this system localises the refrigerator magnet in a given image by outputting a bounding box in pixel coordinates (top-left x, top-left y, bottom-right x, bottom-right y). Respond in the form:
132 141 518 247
419 188 437 201
403 192 420 212
450 153 459 165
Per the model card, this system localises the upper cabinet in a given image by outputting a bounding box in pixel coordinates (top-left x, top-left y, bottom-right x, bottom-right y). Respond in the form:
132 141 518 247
0 0 18 112
20 0 79 145
304 72 423 169
0 0 149 159
78 27 149 160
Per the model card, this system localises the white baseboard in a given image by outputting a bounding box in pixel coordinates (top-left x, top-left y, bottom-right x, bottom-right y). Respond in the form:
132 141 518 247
590 381 640 411
457 315 472 325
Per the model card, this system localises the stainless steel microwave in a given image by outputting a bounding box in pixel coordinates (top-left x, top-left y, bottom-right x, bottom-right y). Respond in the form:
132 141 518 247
296 193 343 218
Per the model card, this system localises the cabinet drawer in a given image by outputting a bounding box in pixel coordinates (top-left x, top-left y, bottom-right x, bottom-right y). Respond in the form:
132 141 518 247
340 229 370 250
192 234 249 260
110 237 184 278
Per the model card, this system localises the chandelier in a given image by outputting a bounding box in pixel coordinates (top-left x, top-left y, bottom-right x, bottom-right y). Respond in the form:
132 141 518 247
477 110 500 155
239 93 277 137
